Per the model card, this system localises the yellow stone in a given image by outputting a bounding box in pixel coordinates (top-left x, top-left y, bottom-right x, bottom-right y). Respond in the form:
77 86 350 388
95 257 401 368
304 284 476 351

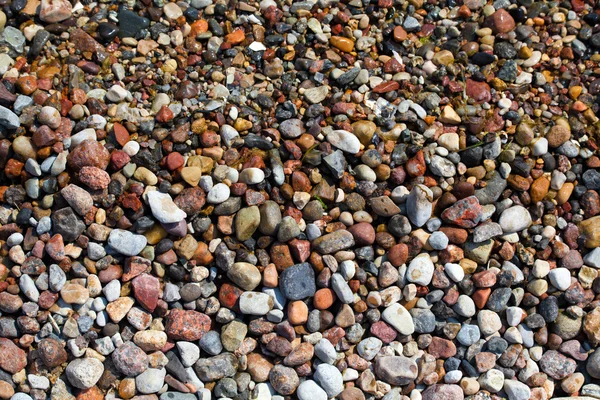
144 223 168 245
134 167 158 186
161 59 178 73
580 216 600 248
187 155 214 174
519 46 533 58
530 176 549 203
234 118 253 132
556 182 574 205
200 156 214 173
119 378 136 399
432 50 454 66
568 86 582 100
38 65 62 80
60 283 89 304
330 36 354 52
352 120 376 145
439 106 461 124
180 166 201 187
191 118 207 134
460 259 478 274
490 78 507 91
174 234 199 260
542 70 554 83
579 266 598 289
106 297 135 322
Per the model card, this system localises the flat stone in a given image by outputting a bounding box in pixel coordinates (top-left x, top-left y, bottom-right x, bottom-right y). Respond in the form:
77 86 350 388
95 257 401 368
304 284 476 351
147 191 187 223
108 229 148 256
279 262 316 300
312 230 355 254
382 303 415 335
374 356 418 385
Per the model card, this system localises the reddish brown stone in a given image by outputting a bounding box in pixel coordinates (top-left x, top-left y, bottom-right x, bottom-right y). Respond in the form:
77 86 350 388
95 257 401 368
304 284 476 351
270 243 294 270
473 288 491 309
77 386 104 400
131 273 160 312
427 337 456 359
0 338 27 373
38 338 68 367
174 187 206 216
45 234 65 261
110 150 131 170
485 9 515 33
219 283 243 310
405 151 426 177
165 309 211 341
347 222 376 246
370 321 397 343
439 227 468 244
372 81 400 93
475 352 497 372
465 79 491 104
109 123 129 147
122 257 151 282
4 159 23 179
79 166 111 190
288 239 310 263
156 105 174 123
472 270 497 288
67 140 110 171
441 196 483 228
387 243 408 267
70 28 104 53
38 290 59 309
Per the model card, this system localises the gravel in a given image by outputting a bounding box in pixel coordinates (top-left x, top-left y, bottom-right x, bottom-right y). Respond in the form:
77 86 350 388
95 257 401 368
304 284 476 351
0 0 598 398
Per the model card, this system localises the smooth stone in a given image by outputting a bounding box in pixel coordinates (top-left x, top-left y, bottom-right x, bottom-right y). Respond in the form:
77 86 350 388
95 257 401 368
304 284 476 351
326 130 361 153
407 184 433 227
108 229 148 256
498 206 532 233
382 303 415 335
147 191 187 224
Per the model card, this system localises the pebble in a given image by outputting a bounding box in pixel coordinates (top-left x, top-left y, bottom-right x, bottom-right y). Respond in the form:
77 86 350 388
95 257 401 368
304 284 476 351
314 364 344 397
382 303 415 335
0 0 596 398
498 206 532 233
108 229 148 256
147 191 187 223
65 358 104 389
279 263 316 300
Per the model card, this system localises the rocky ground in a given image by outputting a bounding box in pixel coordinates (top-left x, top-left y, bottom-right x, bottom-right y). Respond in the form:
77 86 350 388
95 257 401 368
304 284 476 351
0 0 599 399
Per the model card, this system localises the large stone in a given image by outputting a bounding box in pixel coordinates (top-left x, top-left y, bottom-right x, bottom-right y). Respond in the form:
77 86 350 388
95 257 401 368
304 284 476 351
0 338 27 373
407 184 433 227
312 230 355 254
147 191 187 223
108 229 148 256
235 206 260 241
112 342 148 377
374 356 418 385
421 385 465 400
165 309 211 341
227 262 261 290
61 184 93 216
279 262 316 300
195 353 239 382
382 303 415 335
65 358 104 389
499 206 532 233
